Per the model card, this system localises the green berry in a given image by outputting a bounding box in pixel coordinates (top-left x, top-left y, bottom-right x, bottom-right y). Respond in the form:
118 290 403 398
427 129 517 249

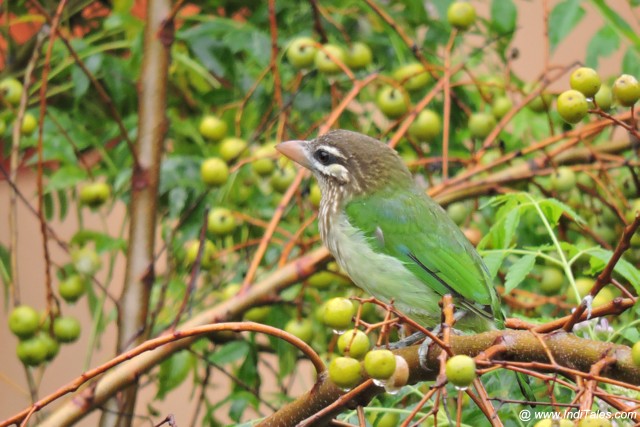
550 167 576 193
364 349 396 380
445 354 476 387
328 356 362 389
286 37 317 69
284 318 314 343
557 90 588 124
40 333 60 361
408 110 441 142
307 271 339 289
243 306 271 323
534 420 573 427
207 207 236 236
17 336 48 366
385 355 409 390
632 341 640 367
322 297 355 331
0 77 23 105
570 67 601 98
373 413 400 427
592 287 615 308
376 86 409 118
184 239 217 269
199 115 227 141
540 267 564 295
58 275 87 303
577 418 611 427
219 137 248 162
201 157 229 186
447 202 470 225
393 63 430 91
79 182 111 208
252 144 277 176
468 113 496 138
594 84 613 110
447 2 476 30
314 44 346 74
308 183 322 208
491 96 513 119
53 316 81 343
8 305 40 339
345 42 372 70
337 329 370 358
526 85 553 112
71 246 102 276
613 74 640 106
20 113 37 136
270 165 297 193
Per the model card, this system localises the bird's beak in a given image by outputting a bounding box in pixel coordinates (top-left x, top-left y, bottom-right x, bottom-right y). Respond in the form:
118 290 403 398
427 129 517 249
276 140 311 169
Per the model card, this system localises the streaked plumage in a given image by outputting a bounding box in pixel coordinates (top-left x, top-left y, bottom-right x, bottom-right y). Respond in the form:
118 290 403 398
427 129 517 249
277 129 501 332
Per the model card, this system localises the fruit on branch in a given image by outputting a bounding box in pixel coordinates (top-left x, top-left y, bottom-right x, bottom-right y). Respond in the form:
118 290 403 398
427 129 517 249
243 306 271 323
376 86 409 118
53 316 81 343
251 144 277 176
40 333 60 361
284 318 314 343
19 113 37 136
632 341 640 367
8 305 40 339
16 335 49 366
345 42 373 70
184 239 217 269
491 96 513 119
557 90 588 124
468 112 496 138
550 167 576 193
286 37 317 69
79 182 111 208
337 329 370 358
199 115 227 141
207 207 236 236
408 109 442 142
270 164 297 193
201 157 229 186
0 77 23 105
322 297 355 331
445 354 476 387
570 67 601 98
71 246 102 276
540 266 564 295
393 63 431 91
58 275 87 303
577 418 612 427
370 413 400 427
613 74 640 106
308 183 322 208
447 2 476 30
593 84 612 110
219 137 248 162
315 44 346 74
526 84 553 112
328 356 362 389
534 420 573 427
364 349 397 380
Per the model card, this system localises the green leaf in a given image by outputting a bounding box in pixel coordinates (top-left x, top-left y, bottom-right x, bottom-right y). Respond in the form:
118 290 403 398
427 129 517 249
589 0 640 48
481 251 506 280
156 350 194 399
57 189 68 221
548 0 585 52
491 0 517 35
586 25 620 69
541 198 586 225
505 254 536 293
45 165 87 193
588 248 640 292
622 47 640 76
207 341 250 365
69 230 127 253
43 191 54 221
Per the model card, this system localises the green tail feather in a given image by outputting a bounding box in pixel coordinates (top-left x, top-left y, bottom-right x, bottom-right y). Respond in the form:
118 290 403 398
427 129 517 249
516 372 535 406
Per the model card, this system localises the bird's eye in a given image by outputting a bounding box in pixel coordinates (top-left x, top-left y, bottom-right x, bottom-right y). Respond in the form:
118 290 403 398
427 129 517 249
314 149 336 166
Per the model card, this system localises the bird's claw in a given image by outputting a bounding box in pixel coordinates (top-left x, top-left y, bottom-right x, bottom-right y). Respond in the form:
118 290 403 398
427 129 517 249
388 331 425 350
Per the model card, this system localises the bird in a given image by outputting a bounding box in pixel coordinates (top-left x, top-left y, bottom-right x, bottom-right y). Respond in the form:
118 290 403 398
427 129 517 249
276 129 502 334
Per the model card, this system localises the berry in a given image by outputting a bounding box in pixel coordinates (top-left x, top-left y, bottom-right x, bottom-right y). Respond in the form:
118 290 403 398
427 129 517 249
393 63 430 91
286 37 317 69
550 167 576 193
219 137 247 162
284 318 314 343
540 267 564 295
71 246 102 275
40 333 60 361
20 113 37 136
468 113 496 138
364 349 396 380
321 297 354 331
53 316 81 343
337 329 370 358
243 306 271 323
557 90 588 124
613 74 640 106
207 207 236 235
632 341 640 367
408 110 441 142
58 275 87 303
0 78 23 105
328 356 362 389
199 115 227 141
8 305 40 339
0 119 6 135
592 287 615 308
201 157 229 187
447 202 470 225
570 67 601 97
594 84 613 110
308 183 322 208
526 85 553 112
372 413 400 427
314 44 346 74
79 182 111 208
376 86 409 118
307 271 339 289
577 419 611 427
252 144 277 176
270 165 297 193
447 2 476 30
385 355 409 391
445 354 476 387
345 42 372 70
17 336 48 366
491 96 513 119
184 239 217 269
534 420 573 427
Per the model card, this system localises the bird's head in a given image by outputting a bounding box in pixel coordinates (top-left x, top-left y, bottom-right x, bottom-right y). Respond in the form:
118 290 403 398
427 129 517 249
276 130 412 200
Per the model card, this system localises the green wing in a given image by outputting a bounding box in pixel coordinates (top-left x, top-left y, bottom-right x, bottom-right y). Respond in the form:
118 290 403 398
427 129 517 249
345 187 501 322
